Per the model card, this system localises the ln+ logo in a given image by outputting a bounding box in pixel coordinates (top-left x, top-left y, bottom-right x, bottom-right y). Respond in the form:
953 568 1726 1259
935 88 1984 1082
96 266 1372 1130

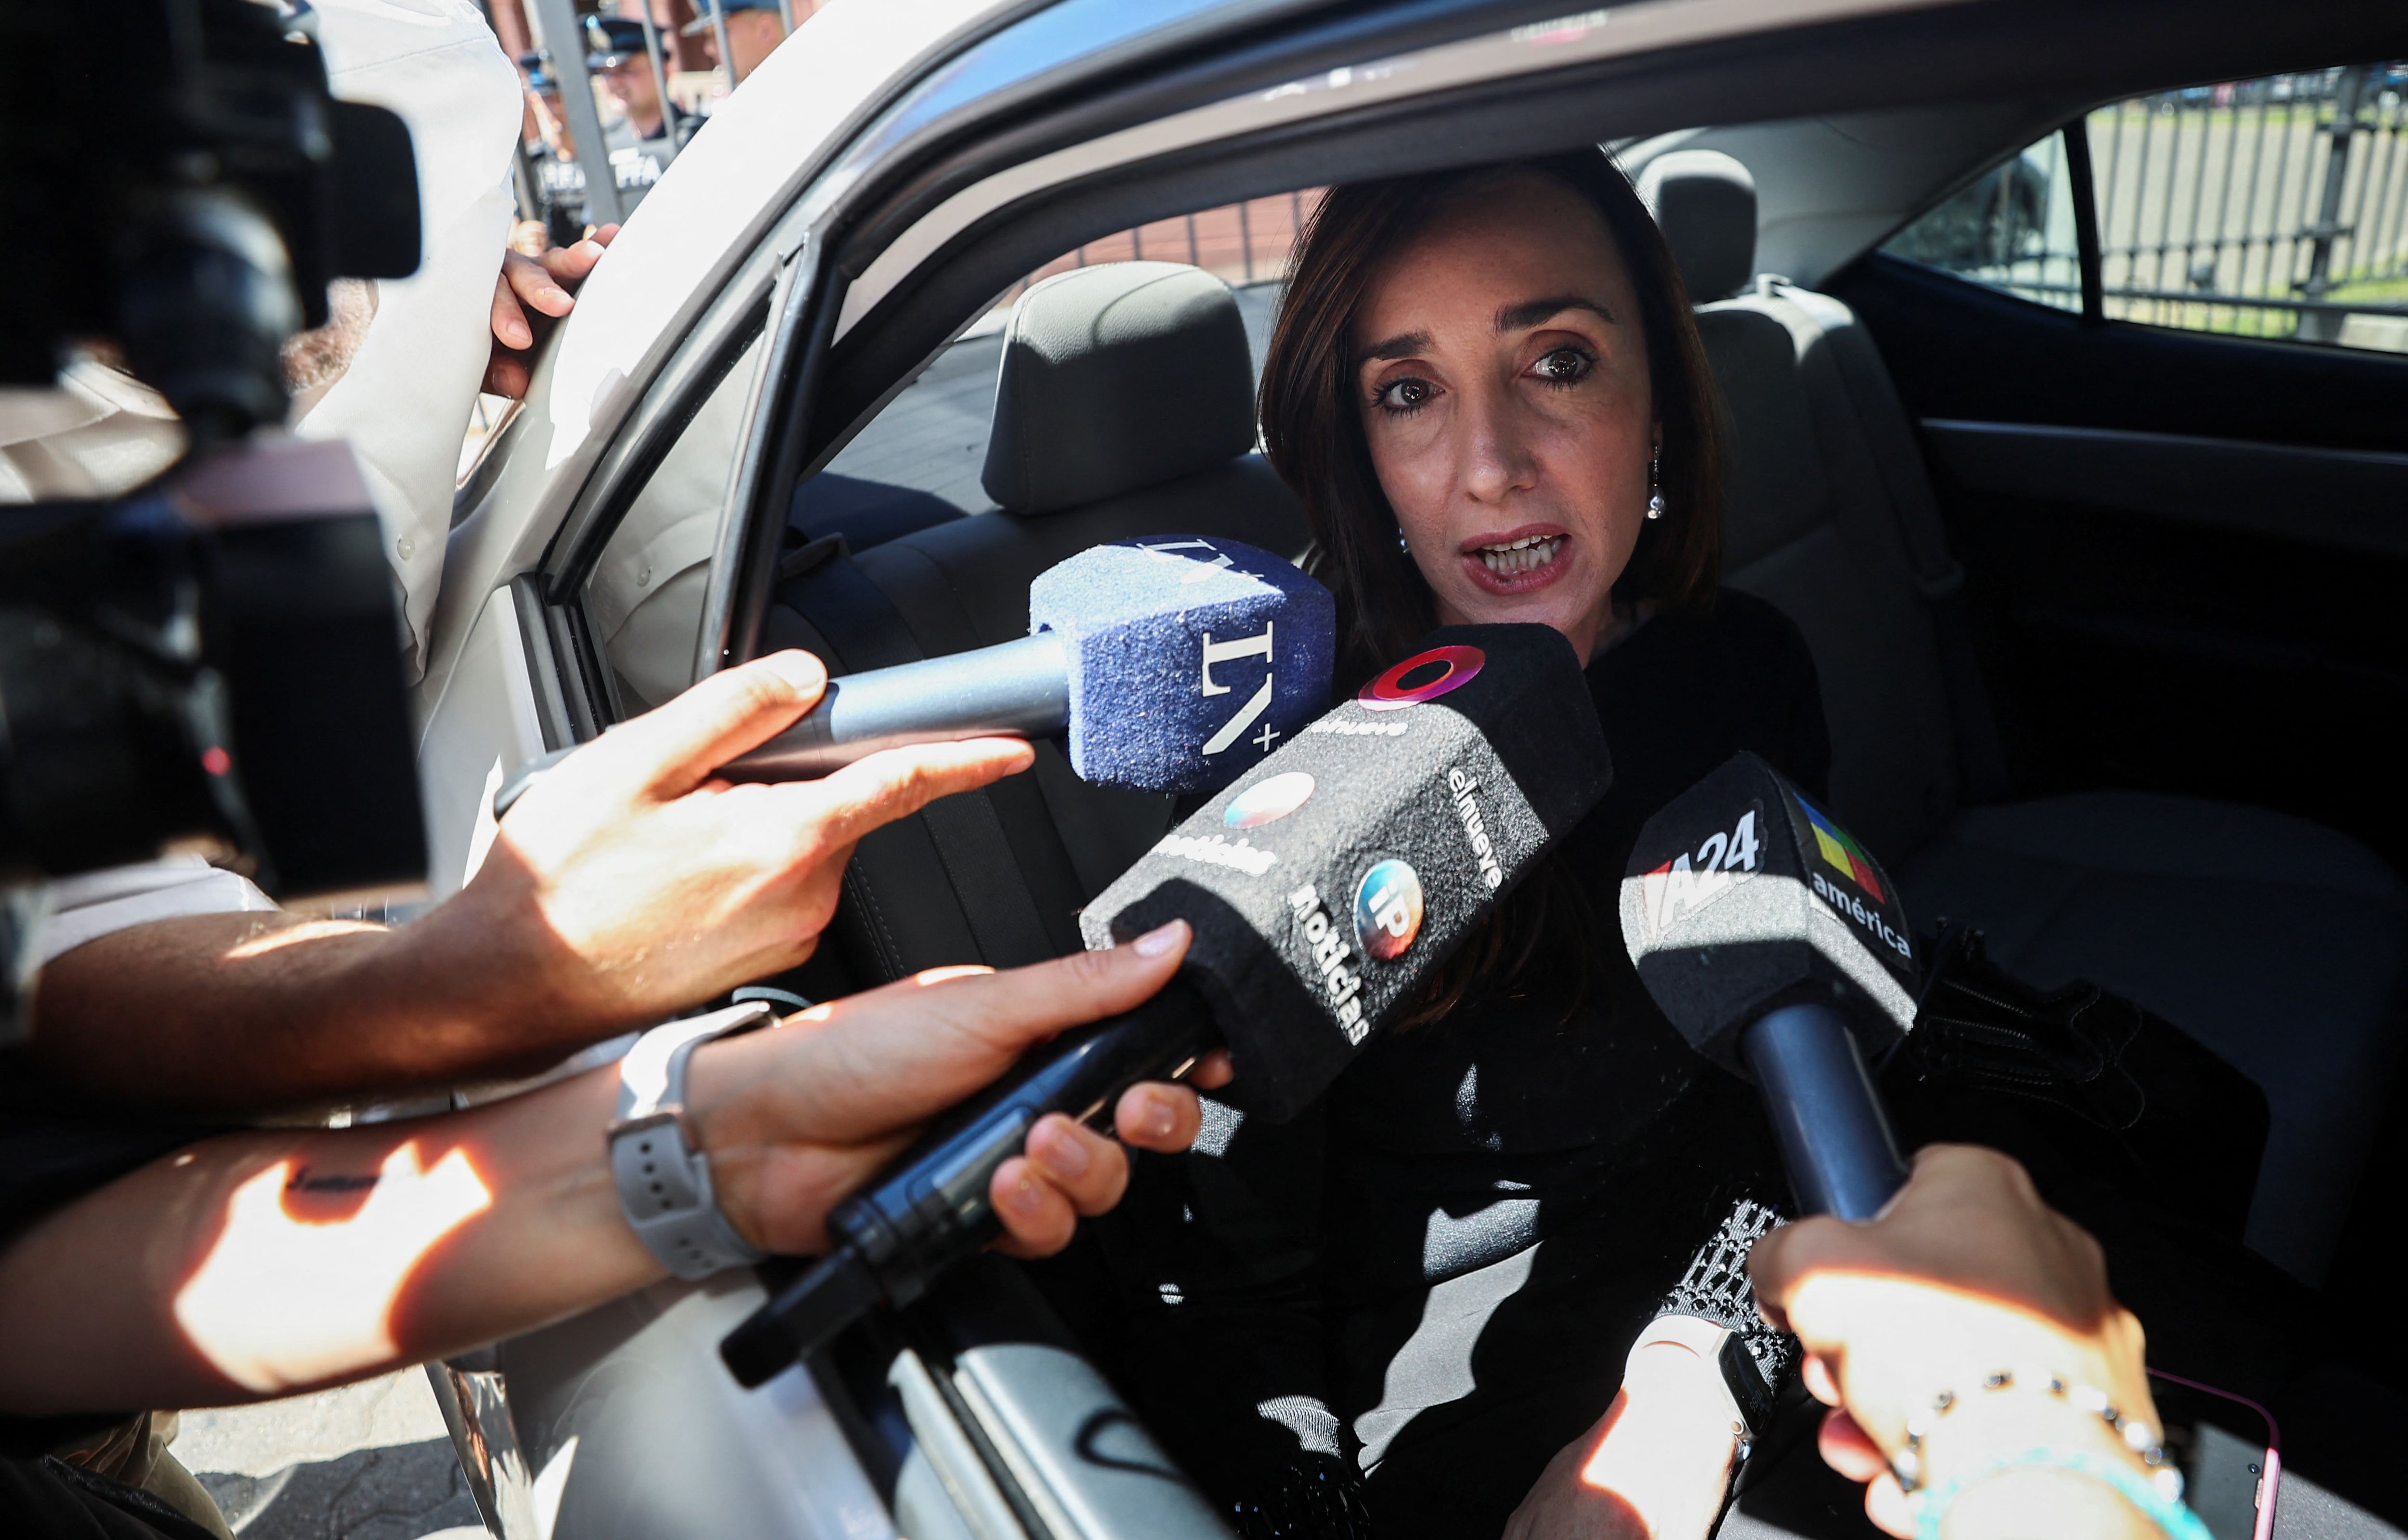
1199 621 1274 757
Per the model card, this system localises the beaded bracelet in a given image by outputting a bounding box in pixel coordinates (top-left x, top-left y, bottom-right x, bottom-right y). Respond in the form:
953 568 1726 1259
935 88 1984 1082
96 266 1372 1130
1911 1447 2213 1540
1893 1368 2210 1540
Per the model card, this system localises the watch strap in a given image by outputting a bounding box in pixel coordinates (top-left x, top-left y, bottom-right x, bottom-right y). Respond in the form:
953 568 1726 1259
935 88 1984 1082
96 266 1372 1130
1629 1311 1753 1432
609 1000 775 1279
1718 1329 1778 1437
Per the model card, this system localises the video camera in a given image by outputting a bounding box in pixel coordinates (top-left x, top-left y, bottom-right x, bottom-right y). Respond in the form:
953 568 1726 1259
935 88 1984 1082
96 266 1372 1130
1 0 432 1035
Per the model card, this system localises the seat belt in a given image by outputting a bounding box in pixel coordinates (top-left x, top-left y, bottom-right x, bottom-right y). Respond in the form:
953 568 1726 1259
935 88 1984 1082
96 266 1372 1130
771 538 1058 973
1763 281 2014 804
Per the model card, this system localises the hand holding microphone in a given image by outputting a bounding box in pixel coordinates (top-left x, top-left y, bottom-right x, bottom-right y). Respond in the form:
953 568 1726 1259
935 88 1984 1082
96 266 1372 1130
423 652 1040 1063
720 622 1611 1384
497 535 1336 817
686 927 1229 1266
1751 1145 2175 1540
1624 768 2196 1540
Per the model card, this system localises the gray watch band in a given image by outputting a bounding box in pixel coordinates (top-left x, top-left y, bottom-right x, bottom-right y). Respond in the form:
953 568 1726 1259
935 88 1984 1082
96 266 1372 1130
609 1000 775 1279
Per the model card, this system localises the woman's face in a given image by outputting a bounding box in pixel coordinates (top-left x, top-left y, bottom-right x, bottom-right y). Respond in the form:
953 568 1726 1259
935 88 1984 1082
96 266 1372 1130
1353 172 1654 664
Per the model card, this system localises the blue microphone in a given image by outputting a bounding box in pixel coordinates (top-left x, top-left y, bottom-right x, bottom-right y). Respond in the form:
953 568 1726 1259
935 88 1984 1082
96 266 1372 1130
1619 753 1916 1220
496 537 1334 815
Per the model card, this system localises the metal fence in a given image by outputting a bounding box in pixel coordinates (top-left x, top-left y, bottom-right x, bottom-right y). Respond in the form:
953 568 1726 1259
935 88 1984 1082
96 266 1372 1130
994 191 1328 311
1886 62 2408 349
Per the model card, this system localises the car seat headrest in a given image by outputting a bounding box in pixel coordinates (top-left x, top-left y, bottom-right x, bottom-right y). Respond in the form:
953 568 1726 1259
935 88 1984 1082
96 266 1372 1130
1636 150 1757 304
982 262 1257 516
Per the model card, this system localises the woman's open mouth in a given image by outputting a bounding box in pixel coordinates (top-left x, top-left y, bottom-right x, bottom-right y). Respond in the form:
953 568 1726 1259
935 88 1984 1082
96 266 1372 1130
1462 527 1570 593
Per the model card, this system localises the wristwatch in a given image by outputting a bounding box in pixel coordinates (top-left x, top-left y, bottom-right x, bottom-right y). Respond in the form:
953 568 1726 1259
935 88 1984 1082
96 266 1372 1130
1649 1197 1798 1481
608 1000 776 1279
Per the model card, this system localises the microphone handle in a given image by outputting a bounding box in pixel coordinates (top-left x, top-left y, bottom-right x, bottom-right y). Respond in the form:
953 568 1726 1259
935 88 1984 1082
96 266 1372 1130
1739 1001 1909 1221
723 632 1070 779
490 632 1072 818
720 983 1217 1387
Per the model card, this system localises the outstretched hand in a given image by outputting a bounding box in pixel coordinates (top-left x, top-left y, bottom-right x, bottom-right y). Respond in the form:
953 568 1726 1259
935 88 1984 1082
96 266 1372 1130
690 922 1234 1259
420 650 1037 1055
485 224 619 397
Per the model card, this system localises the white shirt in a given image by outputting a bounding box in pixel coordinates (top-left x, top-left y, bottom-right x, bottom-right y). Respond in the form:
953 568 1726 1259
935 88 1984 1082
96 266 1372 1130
0 363 183 503
33 856 279 969
294 0 526 685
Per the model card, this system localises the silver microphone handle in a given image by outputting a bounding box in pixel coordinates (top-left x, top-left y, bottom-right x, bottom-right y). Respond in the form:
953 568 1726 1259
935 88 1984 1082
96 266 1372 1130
492 632 1072 817
721 632 1070 779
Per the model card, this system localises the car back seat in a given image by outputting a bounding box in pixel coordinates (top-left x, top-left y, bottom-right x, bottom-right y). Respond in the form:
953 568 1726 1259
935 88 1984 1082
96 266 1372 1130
1642 150 2408 1283
769 261 1309 980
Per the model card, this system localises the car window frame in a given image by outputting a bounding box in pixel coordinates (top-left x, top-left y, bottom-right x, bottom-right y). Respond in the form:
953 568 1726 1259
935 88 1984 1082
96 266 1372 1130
1889 69 2408 341
528 0 2408 738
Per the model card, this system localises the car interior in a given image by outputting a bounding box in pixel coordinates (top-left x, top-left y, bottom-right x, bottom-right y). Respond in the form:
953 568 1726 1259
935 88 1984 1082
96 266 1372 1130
506 8 2408 1535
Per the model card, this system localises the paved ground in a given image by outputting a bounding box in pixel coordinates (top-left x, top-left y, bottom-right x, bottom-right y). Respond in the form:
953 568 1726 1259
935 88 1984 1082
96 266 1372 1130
173 1371 483 1540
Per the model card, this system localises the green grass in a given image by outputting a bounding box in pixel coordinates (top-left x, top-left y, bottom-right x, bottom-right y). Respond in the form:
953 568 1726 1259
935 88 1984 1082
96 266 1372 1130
2325 272 2408 305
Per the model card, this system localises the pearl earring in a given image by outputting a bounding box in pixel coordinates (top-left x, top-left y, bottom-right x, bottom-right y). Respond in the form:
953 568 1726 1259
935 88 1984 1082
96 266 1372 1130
1646 446 1666 521
1398 527 1410 554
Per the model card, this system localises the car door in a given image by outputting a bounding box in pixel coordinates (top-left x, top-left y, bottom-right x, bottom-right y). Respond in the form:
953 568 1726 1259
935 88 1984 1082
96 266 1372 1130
1828 61 2408 871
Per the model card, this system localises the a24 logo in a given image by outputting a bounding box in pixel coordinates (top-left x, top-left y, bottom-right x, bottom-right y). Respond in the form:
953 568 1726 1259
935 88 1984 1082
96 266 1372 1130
1640 807 1761 940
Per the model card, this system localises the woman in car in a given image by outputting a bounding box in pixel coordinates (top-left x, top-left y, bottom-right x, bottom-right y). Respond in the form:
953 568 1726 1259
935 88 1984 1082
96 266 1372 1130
1085 148 1824 1540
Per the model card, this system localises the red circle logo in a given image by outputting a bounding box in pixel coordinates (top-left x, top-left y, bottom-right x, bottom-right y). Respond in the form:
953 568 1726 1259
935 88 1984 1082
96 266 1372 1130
1358 645 1486 712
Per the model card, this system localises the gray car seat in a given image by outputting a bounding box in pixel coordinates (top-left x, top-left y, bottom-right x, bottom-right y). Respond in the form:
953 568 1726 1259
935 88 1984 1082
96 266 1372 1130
1643 149 2408 1283
770 261 1309 980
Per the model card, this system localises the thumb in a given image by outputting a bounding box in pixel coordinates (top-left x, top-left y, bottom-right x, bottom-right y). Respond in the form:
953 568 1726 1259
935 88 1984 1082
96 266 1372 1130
1745 1212 1856 1338
587 652 828 799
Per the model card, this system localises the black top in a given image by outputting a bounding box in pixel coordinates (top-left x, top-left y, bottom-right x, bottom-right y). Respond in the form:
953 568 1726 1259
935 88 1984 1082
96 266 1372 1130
1072 589 1831 1539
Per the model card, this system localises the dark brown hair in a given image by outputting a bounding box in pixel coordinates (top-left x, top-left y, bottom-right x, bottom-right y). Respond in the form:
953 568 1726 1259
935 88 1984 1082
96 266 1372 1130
1260 149 1725 685
1258 150 1727 1028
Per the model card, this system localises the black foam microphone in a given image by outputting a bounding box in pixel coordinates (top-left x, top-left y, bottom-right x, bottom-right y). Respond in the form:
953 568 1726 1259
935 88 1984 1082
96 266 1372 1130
1620 752 1917 1220
495 536 1335 817
719 623 1608 1386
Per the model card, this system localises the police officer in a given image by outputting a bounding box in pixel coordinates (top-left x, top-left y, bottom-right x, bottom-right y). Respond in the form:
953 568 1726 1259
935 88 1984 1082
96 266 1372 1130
588 15 696 149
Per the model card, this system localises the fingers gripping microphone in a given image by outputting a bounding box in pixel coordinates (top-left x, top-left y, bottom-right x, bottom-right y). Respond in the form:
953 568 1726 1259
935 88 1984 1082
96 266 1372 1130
495 536 1333 816
1620 753 1917 1220
719 624 1608 1386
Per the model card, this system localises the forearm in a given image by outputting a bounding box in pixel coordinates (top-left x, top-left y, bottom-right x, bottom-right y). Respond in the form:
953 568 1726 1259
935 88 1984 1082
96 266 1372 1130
28 903 598 1109
0 1064 659 1413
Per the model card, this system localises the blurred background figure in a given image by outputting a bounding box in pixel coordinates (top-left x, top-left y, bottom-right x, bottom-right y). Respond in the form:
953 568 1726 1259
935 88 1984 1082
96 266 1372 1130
514 47 607 248
517 48 573 159
588 15 695 146
683 0 811 87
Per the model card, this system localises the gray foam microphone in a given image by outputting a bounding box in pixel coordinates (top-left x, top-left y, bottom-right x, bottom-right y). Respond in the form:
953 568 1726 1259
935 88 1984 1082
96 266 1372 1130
1620 752 1917 1219
1084 621 1610 1122
495 536 1334 817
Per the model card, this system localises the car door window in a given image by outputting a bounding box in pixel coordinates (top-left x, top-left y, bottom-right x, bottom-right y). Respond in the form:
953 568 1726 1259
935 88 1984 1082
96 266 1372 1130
1885 62 2408 351
800 192 1320 543
585 331 762 712
1881 131 2084 312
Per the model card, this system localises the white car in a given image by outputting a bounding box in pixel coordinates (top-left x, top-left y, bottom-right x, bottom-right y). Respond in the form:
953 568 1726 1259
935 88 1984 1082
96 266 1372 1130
423 2 2408 1536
